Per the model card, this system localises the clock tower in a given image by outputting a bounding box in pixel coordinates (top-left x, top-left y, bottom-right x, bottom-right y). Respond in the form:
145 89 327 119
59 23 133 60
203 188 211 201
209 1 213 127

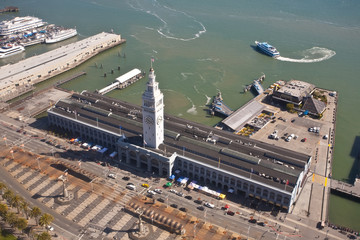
142 67 164 149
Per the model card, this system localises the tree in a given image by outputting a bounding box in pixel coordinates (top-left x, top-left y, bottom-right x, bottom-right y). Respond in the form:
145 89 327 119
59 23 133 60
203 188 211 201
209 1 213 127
286 103 295 112
0 203 8 218
36 231 52 240
16 217 28 233
21 201 31 220
11 195 24 214
3 189 14 204
39 213 54 229
5 211 18 228
30 207 42 225
0 182 7 200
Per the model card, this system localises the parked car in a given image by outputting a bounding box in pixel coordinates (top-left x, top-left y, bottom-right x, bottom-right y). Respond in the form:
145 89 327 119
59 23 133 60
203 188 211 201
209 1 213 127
142 183 150 188
249 219 257 224
179 207 188 212
226 211 235 216
204 202 215 208
126 184 136 190
185 195 193 200
197 206 205 211
154 189 163 194
157 198 165 203
122 176 130 181
176 192 184 197
301 138 307 142
108 173 116 179
147 190 156 195
194 199 203 205
46 225 54 231
257 222 266 227
169 189 178 194
170 204 178 208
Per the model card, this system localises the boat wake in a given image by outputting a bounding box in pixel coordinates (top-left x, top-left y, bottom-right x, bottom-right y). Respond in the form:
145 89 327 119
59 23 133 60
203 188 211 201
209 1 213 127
277 47 336 63
127 0 206 41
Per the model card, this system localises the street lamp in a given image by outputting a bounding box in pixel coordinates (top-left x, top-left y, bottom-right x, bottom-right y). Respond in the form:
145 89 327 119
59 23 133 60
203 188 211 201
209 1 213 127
36 157 41 172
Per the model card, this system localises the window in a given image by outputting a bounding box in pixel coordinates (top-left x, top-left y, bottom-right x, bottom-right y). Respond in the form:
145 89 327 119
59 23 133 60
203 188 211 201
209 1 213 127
243 183 248 190
224 176 229 184
270 192 275 200
249 185 255 193
283 197 290 205
237 180 242 188
263 189 268 198
218 175 223 181
230 178 235 186
276 195 282 203
256 187 261 195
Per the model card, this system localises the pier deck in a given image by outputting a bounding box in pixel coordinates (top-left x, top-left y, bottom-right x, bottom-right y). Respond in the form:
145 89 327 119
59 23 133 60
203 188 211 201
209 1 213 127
330 178 360 201
0 32 125 102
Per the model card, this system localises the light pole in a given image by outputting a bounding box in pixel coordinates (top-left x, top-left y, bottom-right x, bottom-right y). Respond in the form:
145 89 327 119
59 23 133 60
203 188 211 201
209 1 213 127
36 157 41 171
247 225 250 240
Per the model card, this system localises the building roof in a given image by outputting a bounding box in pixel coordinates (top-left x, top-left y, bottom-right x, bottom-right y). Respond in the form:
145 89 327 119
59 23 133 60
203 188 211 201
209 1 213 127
275 80 315 99
222 99 265 132
48 91 312 193
302 97 326 115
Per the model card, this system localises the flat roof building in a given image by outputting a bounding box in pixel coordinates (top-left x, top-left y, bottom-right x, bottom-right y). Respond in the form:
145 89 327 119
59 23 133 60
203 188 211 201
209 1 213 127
47 69 311 212
272 80 315 106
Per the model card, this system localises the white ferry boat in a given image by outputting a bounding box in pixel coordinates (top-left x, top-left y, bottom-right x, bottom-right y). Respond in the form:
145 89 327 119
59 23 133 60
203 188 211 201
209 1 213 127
0 16 46 36
0 44 25 58
45 28 77 44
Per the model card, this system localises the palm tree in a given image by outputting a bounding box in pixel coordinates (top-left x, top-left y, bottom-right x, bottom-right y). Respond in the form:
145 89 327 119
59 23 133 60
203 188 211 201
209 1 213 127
3 189 14 204
0 203 8 219
30 207 42 225
0 182 7 200
11 195 24 214
39 213 54 229
21 201 31 220
36 231 51 240
5 211 18 228
16 217 28 233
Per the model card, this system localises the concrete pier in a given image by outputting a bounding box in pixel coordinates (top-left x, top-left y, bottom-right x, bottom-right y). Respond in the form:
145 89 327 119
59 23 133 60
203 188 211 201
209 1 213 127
0 32 125 102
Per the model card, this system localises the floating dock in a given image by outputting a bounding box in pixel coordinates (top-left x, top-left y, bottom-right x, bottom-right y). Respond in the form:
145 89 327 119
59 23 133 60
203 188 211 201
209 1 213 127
97 68 144 95
210 91 233 117
0 32 125 102
243 74 265 95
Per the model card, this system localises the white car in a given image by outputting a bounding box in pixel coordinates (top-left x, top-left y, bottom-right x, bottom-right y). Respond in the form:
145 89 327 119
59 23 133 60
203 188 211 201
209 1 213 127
46 225 54 231
204 202 215 208
108 173 116 179
154 189 163 194
176 192 184 197
169 189 178 194
126 184 136 190
147 190 156 195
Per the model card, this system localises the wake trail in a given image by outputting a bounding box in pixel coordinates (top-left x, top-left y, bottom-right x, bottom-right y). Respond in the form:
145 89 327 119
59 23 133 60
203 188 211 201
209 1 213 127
276 47 336 63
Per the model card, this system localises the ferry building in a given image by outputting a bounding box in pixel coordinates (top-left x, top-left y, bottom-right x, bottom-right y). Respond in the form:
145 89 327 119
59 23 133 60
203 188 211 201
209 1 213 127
47 67 311 212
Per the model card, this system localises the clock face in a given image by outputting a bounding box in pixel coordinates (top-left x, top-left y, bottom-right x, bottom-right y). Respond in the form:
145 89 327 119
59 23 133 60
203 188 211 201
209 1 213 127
145 116 154 125
157 116 163 125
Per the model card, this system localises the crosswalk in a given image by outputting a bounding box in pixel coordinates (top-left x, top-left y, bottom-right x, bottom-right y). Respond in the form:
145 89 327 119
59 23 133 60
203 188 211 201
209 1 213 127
2 158 173 240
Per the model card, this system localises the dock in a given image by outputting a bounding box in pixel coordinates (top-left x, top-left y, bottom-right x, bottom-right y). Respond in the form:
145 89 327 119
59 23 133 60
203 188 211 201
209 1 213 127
0 32 126 102
243 74 265 95
0 6 19 13
210 91 233 117
330 178 360 201
96 69 144 95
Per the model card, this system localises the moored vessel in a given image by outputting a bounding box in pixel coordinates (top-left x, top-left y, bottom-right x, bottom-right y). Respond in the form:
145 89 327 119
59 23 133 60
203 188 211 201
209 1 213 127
0 44 25 58
0 16 46 36
45 28 77 44
255 41 280 58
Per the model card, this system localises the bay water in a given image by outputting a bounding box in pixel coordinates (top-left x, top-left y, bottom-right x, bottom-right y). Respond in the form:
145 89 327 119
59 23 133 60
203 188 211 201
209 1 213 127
1 0 360 230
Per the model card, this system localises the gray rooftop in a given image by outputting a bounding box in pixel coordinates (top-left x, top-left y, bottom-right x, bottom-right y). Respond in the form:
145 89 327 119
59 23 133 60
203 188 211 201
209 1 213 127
222 99 265 132
275 80 315 99
48 91 312 192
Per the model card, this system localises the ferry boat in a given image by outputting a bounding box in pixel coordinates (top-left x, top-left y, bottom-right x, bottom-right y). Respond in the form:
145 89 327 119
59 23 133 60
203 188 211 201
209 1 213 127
0 44 25 58
45 28 77 44
255 41 280 58
0 16 46 36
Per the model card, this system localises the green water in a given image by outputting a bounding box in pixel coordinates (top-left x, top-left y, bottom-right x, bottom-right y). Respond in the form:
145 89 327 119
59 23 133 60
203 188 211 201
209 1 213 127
1 0 360 229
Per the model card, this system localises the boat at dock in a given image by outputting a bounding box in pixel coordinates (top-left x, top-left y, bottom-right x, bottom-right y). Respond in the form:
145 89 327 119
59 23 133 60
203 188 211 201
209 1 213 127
0 16 46 36
45 28 77 44
210 91 233 117
243 74 265 95
0 43 25 58
255 41 280 58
